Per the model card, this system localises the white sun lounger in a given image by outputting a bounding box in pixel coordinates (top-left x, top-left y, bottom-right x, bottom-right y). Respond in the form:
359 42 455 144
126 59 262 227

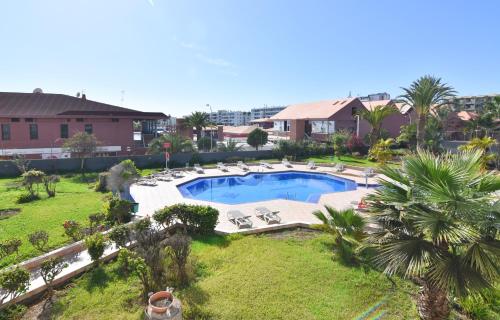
333 163 345 172
307 161 316 169
237 161 249 171
194 164 204 174
217 162 229 172
260 161 273 169
137 178 158 186
227 210 253 229
282 159 292 168
255 207 281 224
363 167 376 177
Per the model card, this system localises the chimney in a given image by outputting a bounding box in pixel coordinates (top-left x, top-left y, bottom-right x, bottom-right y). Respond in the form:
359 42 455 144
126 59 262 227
81 94 86 101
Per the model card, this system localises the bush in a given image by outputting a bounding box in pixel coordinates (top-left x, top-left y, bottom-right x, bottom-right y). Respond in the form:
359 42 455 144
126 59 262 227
16 193 39 204
40 257 68 297
0 267 30 304
274 140 332 159
346 134 366 155
196 136 217 152
165 232 192 287
247 128 268 150
108 224 131 248
153 204 219 234
116 248 135 276
63 220 83 242
95 172 109 192
104 197 133 225
88 212 106 234
0 238 22 259
84 233 107 265
28 230 49 253
43 174 60 197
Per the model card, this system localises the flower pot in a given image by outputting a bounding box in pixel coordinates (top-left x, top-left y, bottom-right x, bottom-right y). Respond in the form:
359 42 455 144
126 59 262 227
149 291 174 314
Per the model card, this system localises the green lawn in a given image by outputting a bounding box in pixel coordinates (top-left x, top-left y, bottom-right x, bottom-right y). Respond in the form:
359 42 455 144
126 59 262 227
0 174 106 268
306 155 376 167
51 231 417 320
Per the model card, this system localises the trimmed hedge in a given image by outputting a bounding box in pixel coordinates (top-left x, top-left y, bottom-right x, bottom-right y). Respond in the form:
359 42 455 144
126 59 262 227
153 204 219 234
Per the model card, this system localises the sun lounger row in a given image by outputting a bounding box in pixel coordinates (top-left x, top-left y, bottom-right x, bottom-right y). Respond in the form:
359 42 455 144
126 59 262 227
282 158 292 167
260 161 273 169
237 161 249 171
227 207 282 229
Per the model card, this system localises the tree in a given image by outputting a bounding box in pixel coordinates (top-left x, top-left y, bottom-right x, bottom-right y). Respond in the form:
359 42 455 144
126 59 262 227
365 149 500 320
84 233 107 266
40 257 68 299
196 136 217 152
459 136 497 170
359 105 397 146
109 224 131 248
0 238 22 260
88 212 106 234
185 111 211 141
313 206 365 265
12 154 30 174
28 230 49 253
218 138 243 152
62 132 100 172
21 170 45 199
368 138 394 165
331 130 349 159
164 232 192 287
0 267 30 304
399 76 456 148
148 133 193 154
397 123 417 149
104 197 133 225
484 96 500 120
43 174 60 197
247 128 268 150
106 159 139 197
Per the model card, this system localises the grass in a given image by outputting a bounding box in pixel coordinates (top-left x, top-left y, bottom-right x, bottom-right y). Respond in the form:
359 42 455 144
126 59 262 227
51 231 418 320
0 174 107 268
306 155 376 167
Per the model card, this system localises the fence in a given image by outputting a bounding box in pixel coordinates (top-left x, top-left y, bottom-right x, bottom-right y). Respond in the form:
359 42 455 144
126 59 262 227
0 150 275 177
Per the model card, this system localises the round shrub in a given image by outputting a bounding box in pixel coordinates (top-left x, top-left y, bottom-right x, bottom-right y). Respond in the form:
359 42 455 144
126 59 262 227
153 204 219 234
104 197 133 225
84 233 107 265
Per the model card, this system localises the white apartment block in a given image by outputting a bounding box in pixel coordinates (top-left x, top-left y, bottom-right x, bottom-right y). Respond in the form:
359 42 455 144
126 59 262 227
444 94 500 112
209 110 251 126
250 105 286 120
358 92 391 102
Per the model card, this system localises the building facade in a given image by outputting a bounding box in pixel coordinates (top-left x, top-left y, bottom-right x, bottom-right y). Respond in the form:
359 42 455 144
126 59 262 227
444 94 500 112
209 110 251 126
358 92 391 102
250 106 286 121
0 91 166 159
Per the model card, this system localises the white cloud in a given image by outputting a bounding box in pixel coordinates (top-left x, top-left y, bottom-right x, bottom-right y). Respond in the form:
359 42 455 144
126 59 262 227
147 0 154 7
195 53 233 68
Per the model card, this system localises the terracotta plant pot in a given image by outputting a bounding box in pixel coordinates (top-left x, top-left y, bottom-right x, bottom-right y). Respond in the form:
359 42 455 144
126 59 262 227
149 291 174 314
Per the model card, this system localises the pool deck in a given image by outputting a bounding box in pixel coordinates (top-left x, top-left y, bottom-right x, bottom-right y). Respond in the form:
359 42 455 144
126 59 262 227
130 164 380 234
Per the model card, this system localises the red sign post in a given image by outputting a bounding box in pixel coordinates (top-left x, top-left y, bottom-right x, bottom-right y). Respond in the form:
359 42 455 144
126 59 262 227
164 142 171 170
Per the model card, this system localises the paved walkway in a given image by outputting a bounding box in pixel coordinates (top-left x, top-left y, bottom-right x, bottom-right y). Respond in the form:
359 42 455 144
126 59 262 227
130 163 378 234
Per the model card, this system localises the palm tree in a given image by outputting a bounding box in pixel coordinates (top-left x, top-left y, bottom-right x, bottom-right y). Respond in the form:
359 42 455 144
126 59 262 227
485 96 500 119
148 133 193 154
313 206 365 264
359 104 397 146
458 136 497 170
217 138 242 152
184 111 211 141
399 76 456 148
365 149 500 320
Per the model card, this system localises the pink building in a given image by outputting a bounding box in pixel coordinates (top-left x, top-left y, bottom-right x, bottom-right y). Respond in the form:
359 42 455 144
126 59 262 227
271 97 413 142
0 91 167 159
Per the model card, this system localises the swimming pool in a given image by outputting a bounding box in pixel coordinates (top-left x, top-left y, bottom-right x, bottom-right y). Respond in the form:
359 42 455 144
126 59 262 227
177 171 357 204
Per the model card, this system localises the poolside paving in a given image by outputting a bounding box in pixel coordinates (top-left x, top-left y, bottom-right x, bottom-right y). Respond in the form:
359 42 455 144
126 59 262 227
130 164 378 234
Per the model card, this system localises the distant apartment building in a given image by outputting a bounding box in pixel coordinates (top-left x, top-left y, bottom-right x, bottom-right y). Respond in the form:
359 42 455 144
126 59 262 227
443 94 500 112
209 110 251 126
0 90 166 159
250 105 286 121
358 92 391 102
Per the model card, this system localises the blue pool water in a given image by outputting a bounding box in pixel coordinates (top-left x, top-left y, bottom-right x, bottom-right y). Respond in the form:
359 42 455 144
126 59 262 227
177 171 357 204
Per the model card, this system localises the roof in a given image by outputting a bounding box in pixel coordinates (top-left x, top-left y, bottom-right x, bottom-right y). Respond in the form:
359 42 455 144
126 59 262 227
361 99 413 115
456 111 478 121
223 125 258 135
250 117 273 123
271 98 358 120
0 92 167 118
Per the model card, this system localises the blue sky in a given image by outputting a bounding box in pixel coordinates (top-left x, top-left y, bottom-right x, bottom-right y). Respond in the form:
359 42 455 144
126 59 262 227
1 0 499 117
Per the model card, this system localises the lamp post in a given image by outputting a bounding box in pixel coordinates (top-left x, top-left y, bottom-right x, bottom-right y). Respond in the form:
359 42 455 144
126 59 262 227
206 104 213 151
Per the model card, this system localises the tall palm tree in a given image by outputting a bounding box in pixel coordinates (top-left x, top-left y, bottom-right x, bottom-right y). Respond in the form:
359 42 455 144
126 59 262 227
365 149 500 320
313 206 365 264
359 104 397 146
184 111 211 141
399 76 456 148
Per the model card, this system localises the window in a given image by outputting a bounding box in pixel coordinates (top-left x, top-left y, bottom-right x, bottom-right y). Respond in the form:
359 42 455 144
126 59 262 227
352 107 358 116
111 118 119 123
76 118 84 122
60 124 69 139
29 124 38 140
11 118 19 122
25 118 34 122
1 124 10 140
284 120 290 132
84 124 93 134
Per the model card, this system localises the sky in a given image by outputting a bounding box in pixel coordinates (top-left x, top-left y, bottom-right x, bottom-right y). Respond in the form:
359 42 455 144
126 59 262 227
0 0 499 117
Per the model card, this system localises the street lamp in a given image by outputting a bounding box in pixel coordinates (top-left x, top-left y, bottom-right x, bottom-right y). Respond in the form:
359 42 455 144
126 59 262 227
206 104 214 151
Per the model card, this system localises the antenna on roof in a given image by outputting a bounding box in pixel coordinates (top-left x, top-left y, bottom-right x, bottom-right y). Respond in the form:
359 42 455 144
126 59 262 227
76 92 81 98
348 91 352 98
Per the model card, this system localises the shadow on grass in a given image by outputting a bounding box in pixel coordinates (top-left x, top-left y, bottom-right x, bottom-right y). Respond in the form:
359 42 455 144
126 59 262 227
179 284 214 319
85 266 110 292
67 173 99 184
192 234 232 248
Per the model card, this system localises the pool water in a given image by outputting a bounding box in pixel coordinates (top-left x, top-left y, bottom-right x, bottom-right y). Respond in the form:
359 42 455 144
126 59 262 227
177 171 357 204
